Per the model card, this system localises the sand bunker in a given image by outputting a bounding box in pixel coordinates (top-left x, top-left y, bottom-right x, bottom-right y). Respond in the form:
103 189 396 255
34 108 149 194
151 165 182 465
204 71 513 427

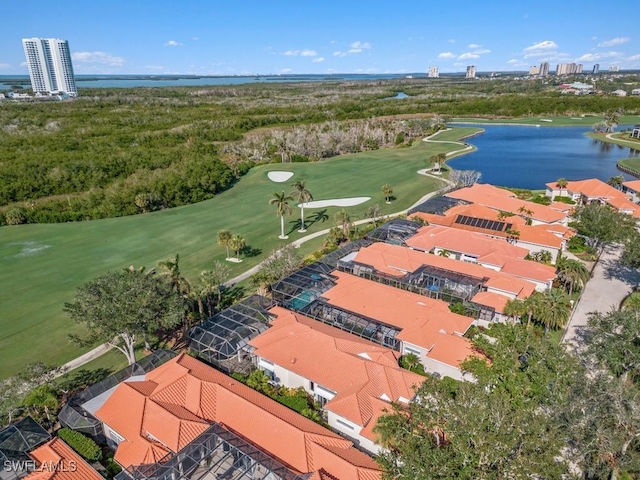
267 171 294 182
300 197 371 208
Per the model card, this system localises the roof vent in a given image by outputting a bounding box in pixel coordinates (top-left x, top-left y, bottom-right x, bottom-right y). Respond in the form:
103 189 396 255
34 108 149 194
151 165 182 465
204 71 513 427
291 357 296 364
417 301 426 306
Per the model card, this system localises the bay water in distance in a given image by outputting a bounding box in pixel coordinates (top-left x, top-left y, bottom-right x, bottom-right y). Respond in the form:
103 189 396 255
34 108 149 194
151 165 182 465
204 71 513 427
448 125 640 190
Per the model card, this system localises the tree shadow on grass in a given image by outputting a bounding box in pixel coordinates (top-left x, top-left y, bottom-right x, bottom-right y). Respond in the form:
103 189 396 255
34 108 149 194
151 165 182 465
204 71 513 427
58 367 114 394
288 219 303 235
242 245 262 258
305 209 329 229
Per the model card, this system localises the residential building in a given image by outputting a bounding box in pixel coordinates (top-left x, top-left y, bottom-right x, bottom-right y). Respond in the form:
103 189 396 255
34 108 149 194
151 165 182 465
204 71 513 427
539 62 550 77
428 65 439 78
341 241 539 326
22 38 77 96
593 64 600 74
556 63 583 75
545 178 640 218
622 179 640 203
25 438 103 480
466 65 476 78
610 65 620 72
318 269 479 380
249 306 425 454
529 65 540 76
91 353 381 480
611 89 627 96
631 89 640 96
632 125 640 138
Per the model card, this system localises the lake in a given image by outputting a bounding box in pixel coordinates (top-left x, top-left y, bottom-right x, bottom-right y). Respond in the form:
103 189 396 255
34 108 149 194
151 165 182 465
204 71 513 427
448 125 640 189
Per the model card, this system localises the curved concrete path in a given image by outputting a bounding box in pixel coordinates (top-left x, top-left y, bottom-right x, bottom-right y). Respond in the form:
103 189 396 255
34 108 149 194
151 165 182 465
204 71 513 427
422 128 476 157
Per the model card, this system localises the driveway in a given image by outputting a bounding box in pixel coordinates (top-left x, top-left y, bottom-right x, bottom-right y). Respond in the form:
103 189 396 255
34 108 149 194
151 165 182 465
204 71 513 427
563 244 640 348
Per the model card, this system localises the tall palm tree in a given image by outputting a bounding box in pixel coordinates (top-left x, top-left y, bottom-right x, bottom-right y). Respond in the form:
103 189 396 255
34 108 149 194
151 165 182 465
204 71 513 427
556 178 568 198
535 288 571 334
556 257 590 295
382 184 393 204
334 209 353 239
291 180 313 233
604 109 620 133
217 230 233 260
523 292 542 328
270 191 293 239
230 234 246 261
158 254 191 296
607 175 624 190
503 298 526 324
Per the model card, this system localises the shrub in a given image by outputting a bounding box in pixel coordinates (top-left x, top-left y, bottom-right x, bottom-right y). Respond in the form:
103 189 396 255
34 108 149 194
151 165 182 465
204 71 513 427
274 394 309 413
58 428 102 461
552 195 575 205
230 372 247 383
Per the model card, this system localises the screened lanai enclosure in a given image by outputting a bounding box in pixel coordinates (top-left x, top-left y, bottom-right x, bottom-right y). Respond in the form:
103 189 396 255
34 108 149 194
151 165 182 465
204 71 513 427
407 195 468 216
365 219 422 245
0 417 50 480
188 295 273 373
58 350 177 441
115 423 308 480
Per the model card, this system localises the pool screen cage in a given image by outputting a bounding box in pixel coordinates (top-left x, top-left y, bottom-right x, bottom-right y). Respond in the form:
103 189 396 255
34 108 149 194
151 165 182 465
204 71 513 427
188 295 273 371
58 350 177 439
365 219 422 245
407 195 468 216
115 423 308 480
0 417 51 480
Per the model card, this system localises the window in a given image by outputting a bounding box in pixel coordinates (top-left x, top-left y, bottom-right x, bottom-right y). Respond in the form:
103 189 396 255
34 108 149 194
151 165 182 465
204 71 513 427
404 346 421 357
336 418 355 430
106 427 124 445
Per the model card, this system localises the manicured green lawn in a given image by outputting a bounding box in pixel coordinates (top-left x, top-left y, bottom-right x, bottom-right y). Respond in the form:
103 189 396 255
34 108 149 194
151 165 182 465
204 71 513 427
452 115 640 127
0 127 479 378
618 157 640 172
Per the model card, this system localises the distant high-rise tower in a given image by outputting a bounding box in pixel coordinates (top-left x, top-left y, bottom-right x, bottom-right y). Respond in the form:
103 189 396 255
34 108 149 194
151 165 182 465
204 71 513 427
465 65 476 78
428 66 439 78
610 65 620 72
539 62 550 77
529 65 540 75
22 38 77 96
592 64 600 74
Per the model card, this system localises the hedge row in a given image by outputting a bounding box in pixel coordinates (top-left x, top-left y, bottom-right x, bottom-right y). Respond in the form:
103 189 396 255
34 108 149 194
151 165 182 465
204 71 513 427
57 428 102 461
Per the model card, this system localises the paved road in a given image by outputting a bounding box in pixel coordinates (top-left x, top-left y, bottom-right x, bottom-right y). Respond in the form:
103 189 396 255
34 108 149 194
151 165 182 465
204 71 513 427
562 244 640 348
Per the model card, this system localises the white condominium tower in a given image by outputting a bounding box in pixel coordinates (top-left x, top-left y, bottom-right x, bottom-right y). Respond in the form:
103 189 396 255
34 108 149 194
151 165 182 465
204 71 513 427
465 65 476 78
22 38 77 96
428 66 439 78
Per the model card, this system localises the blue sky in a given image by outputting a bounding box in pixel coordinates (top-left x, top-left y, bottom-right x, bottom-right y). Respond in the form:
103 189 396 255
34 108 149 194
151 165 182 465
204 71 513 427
1 0 638 75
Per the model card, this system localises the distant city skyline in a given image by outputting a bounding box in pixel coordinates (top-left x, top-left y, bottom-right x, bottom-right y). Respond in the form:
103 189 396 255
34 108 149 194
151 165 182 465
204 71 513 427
0 0 638 76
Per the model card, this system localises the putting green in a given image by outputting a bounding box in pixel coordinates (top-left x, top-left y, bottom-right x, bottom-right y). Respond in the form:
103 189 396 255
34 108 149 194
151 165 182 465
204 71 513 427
0 127 479 378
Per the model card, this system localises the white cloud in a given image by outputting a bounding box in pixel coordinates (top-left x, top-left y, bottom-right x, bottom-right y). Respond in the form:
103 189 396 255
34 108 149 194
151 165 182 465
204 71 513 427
20 61 27 67
591 36 598 41
192 37 199 41
0 63 11 69
312 57 325 63
350 41 371 50
473 49 491 55
468 43 481 49
507 59 529 67
279 68 292 73
576 51 623 62
164 40 183 47
598 37 630 47
144 65 165 70
523 40 558 52
448 39 456 44
72 51 125 66
629 54 640 61
333 51 347 57
438 52 456 59
458 52 480 60
284 49 317 57
334 41 371 57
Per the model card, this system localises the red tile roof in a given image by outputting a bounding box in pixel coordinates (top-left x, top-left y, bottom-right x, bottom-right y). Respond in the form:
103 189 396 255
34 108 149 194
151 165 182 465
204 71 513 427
353 242 536 298
407 225 529 259
250 307 424 440
321 270 477 368
446 184 567 223
25 438 103 480
623 179 640 192
471 291 510 313
95 354 380 480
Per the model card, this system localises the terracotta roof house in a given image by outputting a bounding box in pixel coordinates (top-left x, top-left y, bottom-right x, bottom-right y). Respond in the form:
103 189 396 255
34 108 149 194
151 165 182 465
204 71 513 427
315 269 480 381
623 179 640 203
93 354 381 480
249 306 425 454
445 184 568 225
25 438 103 480
545 178 640 218
409 203 567 263
342 242 537 326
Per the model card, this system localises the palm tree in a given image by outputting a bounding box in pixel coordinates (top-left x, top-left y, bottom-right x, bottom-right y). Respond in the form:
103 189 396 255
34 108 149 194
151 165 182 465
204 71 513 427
523 293 542 328
291 180 313 233
503 298 526 324
437 249 451 258
517 206 534 225
270 191 293 239
382 184 393 204
607 175 624 190
22 385 59 429
333 209 353 239
230 234 246 261
604 109 620 133
158 254 191 296
556 178 568 198
535 288 571 334
217 230 233 260
556 257 590 295
436 153 446 173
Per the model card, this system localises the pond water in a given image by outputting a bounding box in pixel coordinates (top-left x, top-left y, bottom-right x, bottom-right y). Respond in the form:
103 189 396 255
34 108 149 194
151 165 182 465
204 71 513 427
448 125 640 189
